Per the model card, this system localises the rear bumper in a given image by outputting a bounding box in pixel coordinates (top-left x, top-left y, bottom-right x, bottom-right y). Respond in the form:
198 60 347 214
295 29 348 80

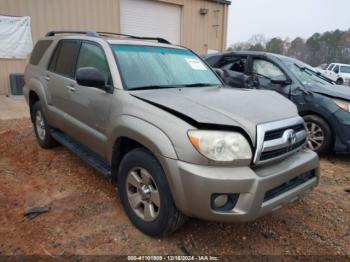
160 149 319 222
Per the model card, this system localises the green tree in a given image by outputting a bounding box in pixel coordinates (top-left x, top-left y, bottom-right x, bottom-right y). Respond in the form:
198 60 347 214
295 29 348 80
265 38 284 54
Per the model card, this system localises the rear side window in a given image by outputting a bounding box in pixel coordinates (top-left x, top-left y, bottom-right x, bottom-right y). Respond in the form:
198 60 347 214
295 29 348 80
221 56 248 73
29 40 53 65
205 55 221 67
340 66 350 74
48 40 80 78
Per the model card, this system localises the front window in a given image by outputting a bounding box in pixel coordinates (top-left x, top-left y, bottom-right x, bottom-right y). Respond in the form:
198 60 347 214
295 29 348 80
76 42 111 84
253 59 287 81
112 45 221 90
333 65 340 74
340 66 350 74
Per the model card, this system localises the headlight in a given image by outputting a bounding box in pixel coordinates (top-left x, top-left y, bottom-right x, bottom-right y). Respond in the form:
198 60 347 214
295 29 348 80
188 130 252 162
333 99 350 112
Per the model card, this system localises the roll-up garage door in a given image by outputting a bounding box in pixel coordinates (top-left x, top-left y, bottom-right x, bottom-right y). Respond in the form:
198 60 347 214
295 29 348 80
120 0 181 45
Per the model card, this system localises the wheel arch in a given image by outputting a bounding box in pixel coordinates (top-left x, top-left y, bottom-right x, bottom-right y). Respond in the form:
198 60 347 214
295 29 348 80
299 110 335 148
107 116 178 182
27 78 49 122
336 77 344 84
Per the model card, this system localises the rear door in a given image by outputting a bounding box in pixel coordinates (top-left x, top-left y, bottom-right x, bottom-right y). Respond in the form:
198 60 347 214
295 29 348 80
212 54 249 88
64 41 113 156
46 40 80 130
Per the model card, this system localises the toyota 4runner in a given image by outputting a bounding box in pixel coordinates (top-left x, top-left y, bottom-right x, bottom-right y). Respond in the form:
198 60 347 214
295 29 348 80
24 31 319 236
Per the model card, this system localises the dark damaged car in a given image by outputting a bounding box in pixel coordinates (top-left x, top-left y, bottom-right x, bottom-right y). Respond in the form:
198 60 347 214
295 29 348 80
204 51 350 154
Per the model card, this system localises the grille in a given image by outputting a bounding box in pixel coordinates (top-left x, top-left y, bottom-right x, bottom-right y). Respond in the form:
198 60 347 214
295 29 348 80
254 117 307 165
260 139 306 161
263 170 316 202
264 124 305 141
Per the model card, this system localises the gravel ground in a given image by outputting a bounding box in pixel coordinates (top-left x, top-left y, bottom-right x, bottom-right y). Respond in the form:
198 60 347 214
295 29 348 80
0 119 349 257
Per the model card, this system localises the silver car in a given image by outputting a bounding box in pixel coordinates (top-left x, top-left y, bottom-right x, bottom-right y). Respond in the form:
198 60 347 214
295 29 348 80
24 31 319 236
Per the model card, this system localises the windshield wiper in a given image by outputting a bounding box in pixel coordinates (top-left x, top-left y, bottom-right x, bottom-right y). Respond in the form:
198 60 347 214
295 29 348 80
129 83 220 90
129 85 181 91
181 83 220 87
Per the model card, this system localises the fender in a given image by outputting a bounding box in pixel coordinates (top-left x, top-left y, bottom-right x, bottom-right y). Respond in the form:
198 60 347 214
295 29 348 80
25 77 64 129
25 78 50 122
26 78 48 107
106 115 178 164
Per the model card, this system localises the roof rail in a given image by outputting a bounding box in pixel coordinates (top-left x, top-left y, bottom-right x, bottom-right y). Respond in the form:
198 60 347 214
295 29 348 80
45 31 99 37
45 31 172 44
97 32 171 44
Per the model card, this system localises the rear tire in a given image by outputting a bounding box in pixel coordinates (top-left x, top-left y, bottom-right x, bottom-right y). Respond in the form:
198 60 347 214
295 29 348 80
303 115 332 154
118 148 186 236
31 101 58 149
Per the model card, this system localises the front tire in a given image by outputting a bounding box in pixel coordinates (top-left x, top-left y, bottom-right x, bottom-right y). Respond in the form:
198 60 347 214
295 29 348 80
304 115 332 154
336 78 344 85
118 148 186 236
31 101 58 149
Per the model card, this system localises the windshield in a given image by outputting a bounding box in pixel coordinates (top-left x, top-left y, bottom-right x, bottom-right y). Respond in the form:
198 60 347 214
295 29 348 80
112 45 221 90
282 59 333 86
340 66 350 74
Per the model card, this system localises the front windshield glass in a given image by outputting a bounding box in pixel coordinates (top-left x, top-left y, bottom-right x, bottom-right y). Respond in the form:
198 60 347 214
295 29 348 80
340 66 350 74
112 45 221 90
282 59 333 86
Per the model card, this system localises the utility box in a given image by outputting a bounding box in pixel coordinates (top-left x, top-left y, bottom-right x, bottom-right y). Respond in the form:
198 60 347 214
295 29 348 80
9 74 24 95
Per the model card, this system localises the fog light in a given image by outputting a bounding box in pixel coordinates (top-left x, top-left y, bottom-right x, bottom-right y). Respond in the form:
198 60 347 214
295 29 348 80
211 193 240 211
213 194 229 208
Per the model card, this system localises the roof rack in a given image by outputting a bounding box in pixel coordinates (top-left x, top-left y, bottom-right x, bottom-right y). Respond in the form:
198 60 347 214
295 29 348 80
45 31 171 44
97 32 171 44
46 31 99 37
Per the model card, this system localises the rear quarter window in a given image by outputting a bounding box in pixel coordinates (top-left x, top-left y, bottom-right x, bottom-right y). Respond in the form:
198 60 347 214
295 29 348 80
29 40 53 65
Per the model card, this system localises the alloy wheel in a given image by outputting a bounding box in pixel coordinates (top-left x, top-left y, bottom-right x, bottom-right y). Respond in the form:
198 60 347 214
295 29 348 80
35 111 46 141
126 167 160 222
306 122 325 151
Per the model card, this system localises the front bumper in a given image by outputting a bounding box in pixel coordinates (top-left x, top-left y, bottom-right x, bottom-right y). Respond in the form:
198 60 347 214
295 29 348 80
331 109 350 152
160 149 319 222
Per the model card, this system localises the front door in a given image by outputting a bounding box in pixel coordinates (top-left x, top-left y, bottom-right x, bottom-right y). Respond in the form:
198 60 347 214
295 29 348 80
251 58 291 97
64 41 113 157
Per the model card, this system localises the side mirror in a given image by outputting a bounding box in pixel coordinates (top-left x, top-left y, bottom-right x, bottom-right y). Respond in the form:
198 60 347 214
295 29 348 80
271 77 292 85
76 67 107 89
245 75 260 89
213 68 224 79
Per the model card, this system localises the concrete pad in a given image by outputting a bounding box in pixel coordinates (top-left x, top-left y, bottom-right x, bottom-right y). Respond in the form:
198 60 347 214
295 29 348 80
0 95 29 120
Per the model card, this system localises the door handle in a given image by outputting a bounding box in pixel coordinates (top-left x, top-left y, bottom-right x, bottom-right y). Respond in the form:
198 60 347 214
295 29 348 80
44 76 51 81
66 85 76 92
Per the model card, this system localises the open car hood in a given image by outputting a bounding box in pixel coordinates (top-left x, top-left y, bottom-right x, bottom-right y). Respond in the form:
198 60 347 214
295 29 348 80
131 86 299 142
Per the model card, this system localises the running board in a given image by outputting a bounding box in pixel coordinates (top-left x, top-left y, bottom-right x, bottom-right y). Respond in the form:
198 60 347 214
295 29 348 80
50 130 111 177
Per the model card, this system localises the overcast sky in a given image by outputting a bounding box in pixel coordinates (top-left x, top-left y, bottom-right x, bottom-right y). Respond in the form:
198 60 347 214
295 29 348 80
227 0 350 47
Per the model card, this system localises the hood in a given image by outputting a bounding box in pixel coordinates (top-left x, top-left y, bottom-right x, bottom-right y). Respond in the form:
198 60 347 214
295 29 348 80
306 83 350 101
131 86 298 141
